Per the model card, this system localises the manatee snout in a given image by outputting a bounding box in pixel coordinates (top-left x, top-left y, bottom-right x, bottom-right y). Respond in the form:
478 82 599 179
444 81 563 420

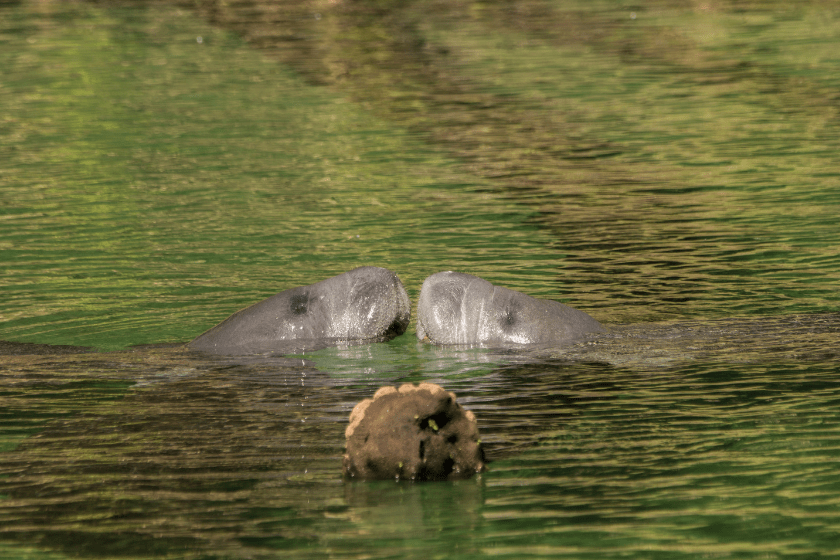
416 271 604 346
188 266 410 355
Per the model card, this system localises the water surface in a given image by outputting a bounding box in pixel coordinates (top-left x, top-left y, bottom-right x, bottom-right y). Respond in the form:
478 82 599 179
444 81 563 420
2 1 839 558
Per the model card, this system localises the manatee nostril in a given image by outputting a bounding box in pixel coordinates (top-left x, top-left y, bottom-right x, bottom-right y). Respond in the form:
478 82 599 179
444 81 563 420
290 293 309 315
502 309 516 329
447 434 458 444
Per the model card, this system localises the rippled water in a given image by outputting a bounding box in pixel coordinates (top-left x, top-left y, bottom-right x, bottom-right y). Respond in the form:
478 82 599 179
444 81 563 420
2 1 839 558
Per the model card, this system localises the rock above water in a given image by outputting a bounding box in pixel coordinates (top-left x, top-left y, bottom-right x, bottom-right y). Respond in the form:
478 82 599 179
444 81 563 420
343 383 485 481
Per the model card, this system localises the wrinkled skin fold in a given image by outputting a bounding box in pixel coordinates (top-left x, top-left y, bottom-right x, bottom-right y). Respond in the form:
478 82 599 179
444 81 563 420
189 266 410 355
416 271 604 346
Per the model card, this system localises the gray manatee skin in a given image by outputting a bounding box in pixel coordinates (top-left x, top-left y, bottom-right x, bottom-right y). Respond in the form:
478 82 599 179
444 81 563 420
189 266 410 355
416 271 604 346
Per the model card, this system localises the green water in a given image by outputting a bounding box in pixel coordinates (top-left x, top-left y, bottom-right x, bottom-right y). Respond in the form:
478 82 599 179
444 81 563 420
1 1 839 558
0 2 555 351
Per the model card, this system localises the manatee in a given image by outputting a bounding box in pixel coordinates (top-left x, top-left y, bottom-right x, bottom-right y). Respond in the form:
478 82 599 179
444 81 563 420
343 382 485 481
416 271 604 346
189 266 410 355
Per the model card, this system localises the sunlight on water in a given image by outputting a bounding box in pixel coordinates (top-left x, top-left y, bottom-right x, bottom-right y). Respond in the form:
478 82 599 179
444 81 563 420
1 1 839 559
0 3 559 351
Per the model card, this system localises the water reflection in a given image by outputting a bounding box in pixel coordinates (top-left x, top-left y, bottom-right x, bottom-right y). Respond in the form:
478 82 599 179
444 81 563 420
0 1 561 350
2 0 840 558
3 0 837 349
3 335 840 558
197 0 840 324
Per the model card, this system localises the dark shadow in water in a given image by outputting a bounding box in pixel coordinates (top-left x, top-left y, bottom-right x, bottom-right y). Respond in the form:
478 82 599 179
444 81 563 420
1 348 339 557
0 344 498 556
0 333 626 557
0 340 96 355
2 311 839 556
